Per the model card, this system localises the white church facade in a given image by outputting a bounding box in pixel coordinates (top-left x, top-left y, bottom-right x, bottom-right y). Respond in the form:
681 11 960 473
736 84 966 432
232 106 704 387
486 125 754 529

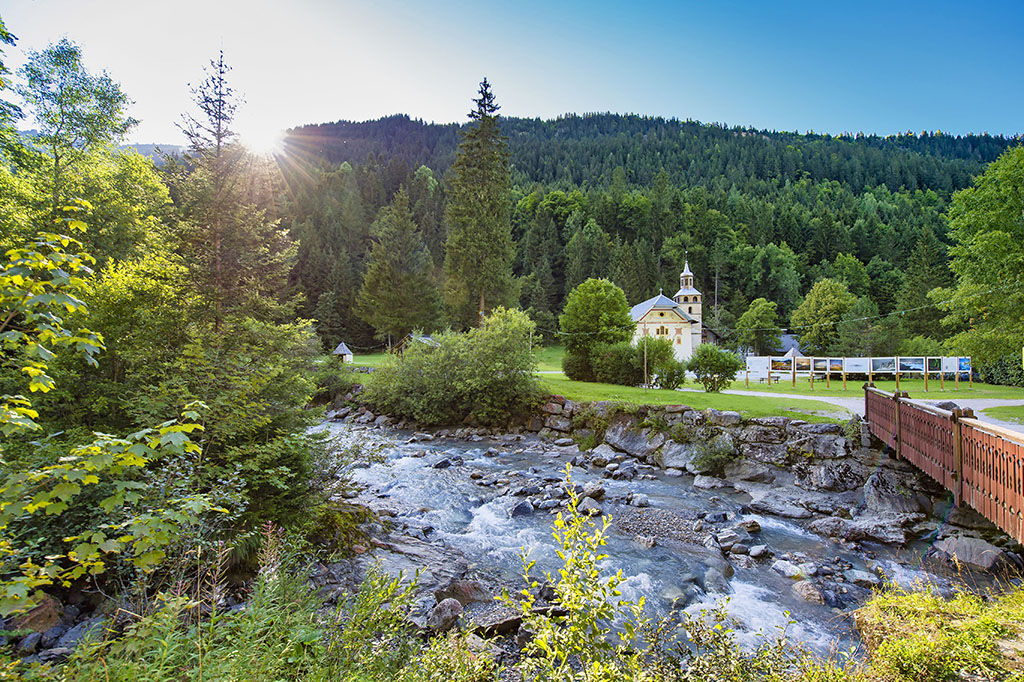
630 262 715 362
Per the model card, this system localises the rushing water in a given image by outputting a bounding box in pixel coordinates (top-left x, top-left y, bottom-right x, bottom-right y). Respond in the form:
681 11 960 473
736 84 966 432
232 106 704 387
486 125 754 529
319 421 964 653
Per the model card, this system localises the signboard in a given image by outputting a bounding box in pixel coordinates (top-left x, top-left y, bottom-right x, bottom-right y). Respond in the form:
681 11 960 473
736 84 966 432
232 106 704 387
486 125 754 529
898 357 925 373
746 356 770 379
743 355 970 378
845 358 870 373
872 357 896 373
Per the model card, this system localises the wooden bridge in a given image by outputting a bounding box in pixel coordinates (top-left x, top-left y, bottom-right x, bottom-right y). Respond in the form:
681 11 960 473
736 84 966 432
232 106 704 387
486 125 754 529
864 385 1024 544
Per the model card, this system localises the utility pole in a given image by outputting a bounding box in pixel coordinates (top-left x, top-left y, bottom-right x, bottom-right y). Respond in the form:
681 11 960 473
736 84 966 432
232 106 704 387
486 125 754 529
642 323 649 392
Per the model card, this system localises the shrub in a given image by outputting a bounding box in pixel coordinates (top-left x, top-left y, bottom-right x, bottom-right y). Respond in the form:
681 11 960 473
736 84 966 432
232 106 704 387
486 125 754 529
977 351 1024 387
656 357 688 390
562 349 595 381
688 344 744 392
691 438 738 477
310 358 359 406
589 337 679 387
502 465 649 681
591 341 642 385
366 307 542 425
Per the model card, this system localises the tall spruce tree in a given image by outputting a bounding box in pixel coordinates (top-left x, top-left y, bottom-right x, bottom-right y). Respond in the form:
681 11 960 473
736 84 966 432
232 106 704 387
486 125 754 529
443 78 514 327
171 52 296 329
356 188 440 343
895 226 951 338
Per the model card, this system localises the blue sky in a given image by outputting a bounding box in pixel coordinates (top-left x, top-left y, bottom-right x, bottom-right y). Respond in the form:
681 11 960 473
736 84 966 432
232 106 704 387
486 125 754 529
3 0 1021 148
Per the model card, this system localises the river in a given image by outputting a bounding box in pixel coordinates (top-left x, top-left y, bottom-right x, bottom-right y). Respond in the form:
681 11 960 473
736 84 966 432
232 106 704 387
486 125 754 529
319 420 971 654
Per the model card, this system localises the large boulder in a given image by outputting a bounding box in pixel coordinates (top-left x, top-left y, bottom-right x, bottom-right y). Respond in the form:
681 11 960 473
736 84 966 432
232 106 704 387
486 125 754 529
800 460 864 492
659 441 696 471
589 443 618 466
723 460 775 483
863 470 932 515
739 443 790 467
808 514 911 546
57 618 107 650
792 580 825 604
747 491 812 519
434 580 490 606
544 415 572 432
578 497 604 516
11 595 62 634
428 598 463 632
706 409 742 427
510 500 535 518
930 535 1018 572
737 425 787 444
604 417 665 460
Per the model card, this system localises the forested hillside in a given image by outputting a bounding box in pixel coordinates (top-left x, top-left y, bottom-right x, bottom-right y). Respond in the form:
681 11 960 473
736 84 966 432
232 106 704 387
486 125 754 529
281 112 1020 362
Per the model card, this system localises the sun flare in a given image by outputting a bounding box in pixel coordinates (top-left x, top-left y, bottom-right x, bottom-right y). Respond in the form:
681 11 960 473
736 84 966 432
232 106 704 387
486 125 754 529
241 128 285 155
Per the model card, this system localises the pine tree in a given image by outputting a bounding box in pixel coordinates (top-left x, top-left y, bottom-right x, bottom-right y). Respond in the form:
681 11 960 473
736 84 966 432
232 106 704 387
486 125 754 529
172 52 297 329
895 226 951 338
564 218 613 296
356 188 440 343
443 78 515 327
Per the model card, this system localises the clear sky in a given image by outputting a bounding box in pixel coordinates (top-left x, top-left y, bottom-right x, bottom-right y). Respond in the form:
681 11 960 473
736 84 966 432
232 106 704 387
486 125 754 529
3 0 1022 150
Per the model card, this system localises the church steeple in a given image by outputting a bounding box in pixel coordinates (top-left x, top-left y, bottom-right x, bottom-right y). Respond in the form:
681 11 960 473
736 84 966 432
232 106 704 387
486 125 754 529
680 261 694 290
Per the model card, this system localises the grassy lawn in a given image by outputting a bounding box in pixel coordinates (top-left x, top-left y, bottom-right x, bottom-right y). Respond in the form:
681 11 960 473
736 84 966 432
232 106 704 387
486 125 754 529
725 376 1024 399
540 374 850 422
350 352 389 368
981 405 1024 426
535 345 565 372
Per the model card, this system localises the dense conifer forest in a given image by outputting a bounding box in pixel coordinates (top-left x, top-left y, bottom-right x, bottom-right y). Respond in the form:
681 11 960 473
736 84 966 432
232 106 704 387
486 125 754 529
281 112 1021 368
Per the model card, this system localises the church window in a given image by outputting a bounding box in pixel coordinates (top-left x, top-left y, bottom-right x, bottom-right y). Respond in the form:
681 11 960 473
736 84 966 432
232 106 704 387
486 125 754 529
656 326 668 335
676 338 681 344
688 306 692 313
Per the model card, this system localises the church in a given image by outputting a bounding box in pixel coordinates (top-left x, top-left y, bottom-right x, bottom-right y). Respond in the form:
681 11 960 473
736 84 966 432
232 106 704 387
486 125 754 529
630 262 718 362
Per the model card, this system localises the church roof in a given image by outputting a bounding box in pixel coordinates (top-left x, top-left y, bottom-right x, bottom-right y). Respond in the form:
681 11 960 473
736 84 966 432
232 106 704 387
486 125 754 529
673 286 701 297
682 261 693 277
333 342 353 356
630 294 698 323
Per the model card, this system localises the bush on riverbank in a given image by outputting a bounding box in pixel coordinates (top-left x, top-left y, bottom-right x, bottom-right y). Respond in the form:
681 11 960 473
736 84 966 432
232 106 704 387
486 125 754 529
855 583 1024 680
365 308 543 425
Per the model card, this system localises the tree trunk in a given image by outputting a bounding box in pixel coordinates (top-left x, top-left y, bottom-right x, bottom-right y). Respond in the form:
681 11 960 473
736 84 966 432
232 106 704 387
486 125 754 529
478 291 485 326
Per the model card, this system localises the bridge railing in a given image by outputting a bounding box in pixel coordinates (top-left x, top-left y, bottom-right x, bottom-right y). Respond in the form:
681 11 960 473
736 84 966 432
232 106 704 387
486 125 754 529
863 384 1024 545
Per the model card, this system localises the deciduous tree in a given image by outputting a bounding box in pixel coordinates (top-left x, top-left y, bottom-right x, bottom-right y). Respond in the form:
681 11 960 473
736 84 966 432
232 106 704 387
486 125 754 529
735 298 781 355
17 39 137 213
790 278 857 354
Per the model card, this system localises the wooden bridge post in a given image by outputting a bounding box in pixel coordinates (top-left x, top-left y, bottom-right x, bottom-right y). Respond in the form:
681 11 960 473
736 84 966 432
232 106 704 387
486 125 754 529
951 408 964 507
892 390 910 458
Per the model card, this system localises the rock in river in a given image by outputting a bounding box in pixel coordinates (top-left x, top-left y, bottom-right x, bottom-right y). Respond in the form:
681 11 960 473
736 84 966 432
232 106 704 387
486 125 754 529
428 598 463 632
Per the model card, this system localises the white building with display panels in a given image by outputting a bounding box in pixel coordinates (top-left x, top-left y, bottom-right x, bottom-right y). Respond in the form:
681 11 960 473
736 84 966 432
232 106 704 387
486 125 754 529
630 262 710 362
